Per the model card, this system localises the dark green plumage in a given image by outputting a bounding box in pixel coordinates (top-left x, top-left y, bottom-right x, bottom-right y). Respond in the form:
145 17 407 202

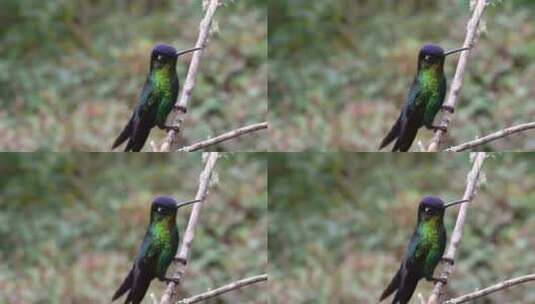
112 44 202 152
379 44 469 152
379 196 468 304
112 196 200 304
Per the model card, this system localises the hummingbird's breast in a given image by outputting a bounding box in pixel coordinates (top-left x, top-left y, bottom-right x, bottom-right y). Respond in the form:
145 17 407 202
418 221 440 251
418 69 440 103
151 67 178 125
150 220 179 277
152 222 173 244
417 218 445 277
152 69 174 102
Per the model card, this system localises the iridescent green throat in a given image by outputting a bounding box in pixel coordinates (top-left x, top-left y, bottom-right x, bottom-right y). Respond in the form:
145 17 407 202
416 216 442 257
151 217 175 248
152 66 174 98
418 66 441 102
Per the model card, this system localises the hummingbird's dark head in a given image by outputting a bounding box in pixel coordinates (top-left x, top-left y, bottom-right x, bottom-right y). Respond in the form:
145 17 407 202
150 196 201 223
151 44 179 70
418 196 469 222
150 44 203 70
418 44 445 70
151 196 180 221
418 44 470 70
418 196 446 221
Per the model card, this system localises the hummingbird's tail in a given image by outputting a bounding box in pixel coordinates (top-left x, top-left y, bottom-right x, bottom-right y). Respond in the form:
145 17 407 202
393 271 419 304
124 122 151 152
379 115 402 150
392 121 419 152
112 115 134 150
128 269 153 304
112 267 134 302
379 266 401 302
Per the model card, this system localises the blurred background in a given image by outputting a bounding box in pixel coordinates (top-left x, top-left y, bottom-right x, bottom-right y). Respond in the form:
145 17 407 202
0 153 267 303
269 0 535 151
0 0 267 151
269 153 535 303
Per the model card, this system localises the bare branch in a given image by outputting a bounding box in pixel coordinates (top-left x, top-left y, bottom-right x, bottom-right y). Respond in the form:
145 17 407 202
159 0 220 152
176 274 268 304
177 122 268 152
445 121 535 152
418 293 426 304
426 152 487 304
427 0 487 151
444 273 535 304
159 152 219 304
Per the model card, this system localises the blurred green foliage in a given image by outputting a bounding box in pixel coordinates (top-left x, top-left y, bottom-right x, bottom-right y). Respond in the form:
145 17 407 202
269 0 535 151
0 0 267 151
0 153 267 303
269 153 535 303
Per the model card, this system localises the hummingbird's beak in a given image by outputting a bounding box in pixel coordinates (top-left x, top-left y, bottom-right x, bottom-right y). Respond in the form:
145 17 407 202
444 47 470 57
444 199 470 208
175 199 202 209
176 47 203 57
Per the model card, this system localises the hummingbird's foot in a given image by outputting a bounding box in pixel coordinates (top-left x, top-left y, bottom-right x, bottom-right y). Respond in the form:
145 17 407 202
174 257 187 265
441 257 455 265
163 277 180 284
429 277 448 285
164 125 181 132
174 105 187 113
442 105 455 113
430 125 448 133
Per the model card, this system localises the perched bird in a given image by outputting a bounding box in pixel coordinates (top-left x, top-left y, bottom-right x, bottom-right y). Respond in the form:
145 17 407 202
112 196 200 304
379 196 469 304
379 44 470 152
112 44 202 152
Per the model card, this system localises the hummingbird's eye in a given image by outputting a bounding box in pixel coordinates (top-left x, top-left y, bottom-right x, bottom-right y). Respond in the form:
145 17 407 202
157 55 163 61
424 55 431 61
157 207 163 213
424 207 431 213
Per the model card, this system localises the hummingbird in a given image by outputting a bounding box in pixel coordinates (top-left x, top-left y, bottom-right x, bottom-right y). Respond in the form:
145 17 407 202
379 196 469 304
112 196 201 304
112 44 202 152
379 44 470 152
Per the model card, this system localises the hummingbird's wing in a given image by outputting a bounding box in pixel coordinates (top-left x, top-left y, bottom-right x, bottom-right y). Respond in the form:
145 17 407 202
128 256 156 304
124 81 159 152
387 231 423 304
122 231 161 304
392 81 423 152
380 79 422 151
112 80 154 151
379 231 419 303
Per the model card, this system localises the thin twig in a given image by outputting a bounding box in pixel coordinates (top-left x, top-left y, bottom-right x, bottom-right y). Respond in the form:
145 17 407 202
444 273 535 304
177 122 268 152
159 152 219 304
427 0 487 151
159 0 220 152
445 121 535 152
426 152 487 304
177 274 268 304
